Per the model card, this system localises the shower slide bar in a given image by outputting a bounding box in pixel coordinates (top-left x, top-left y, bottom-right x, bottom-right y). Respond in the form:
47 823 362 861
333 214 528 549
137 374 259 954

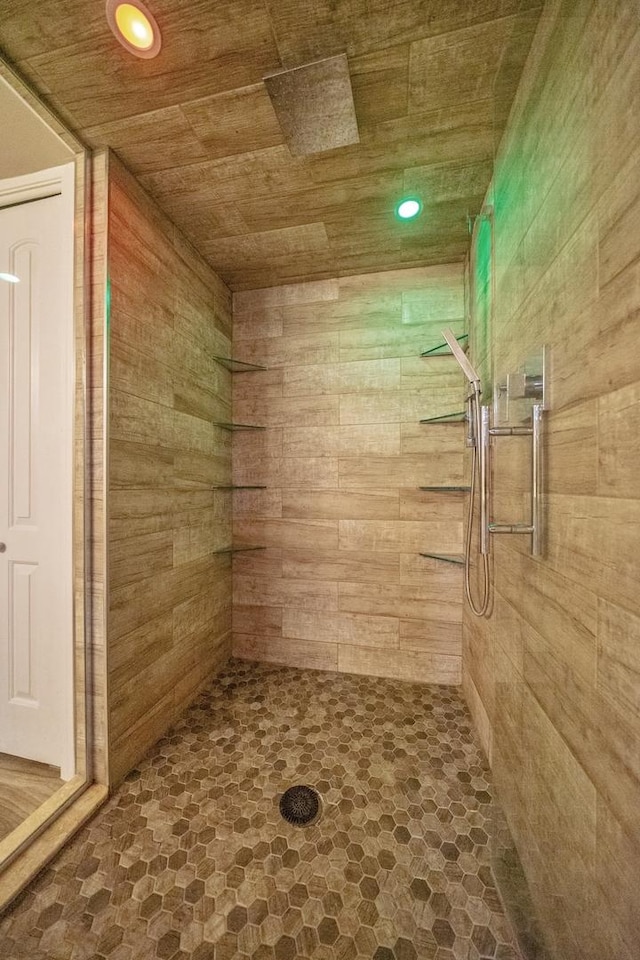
480 402 543 557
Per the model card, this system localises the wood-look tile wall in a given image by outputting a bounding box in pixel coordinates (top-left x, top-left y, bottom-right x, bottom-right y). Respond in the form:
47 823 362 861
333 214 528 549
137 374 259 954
232 266 466 682
106 152 233 786
88 151 109 786
464 2 640 958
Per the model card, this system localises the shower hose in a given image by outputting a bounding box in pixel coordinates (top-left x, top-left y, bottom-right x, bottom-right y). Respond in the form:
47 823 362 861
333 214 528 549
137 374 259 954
465 383 491 617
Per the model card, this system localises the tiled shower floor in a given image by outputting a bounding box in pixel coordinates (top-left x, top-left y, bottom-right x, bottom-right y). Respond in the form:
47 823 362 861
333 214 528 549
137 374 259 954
0 660 520 960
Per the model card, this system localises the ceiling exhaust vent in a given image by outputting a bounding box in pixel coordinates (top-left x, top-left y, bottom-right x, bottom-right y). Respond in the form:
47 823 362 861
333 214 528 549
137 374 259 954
264 53 360 157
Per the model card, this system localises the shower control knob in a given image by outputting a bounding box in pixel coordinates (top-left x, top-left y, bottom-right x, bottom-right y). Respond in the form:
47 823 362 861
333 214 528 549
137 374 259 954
0 543 5 553
507 371 544 401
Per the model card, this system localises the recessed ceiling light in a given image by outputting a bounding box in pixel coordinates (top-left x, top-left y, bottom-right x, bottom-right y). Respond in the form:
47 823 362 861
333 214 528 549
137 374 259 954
396 198 422 220
0 272 20 283
106 0 162 58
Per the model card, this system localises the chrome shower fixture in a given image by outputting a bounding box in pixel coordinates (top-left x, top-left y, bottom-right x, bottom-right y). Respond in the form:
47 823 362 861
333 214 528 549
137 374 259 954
464 395 476 447
494 346 549 425
440 327 482 387
438 329 547 614
440 328 491 617
507 371 544 401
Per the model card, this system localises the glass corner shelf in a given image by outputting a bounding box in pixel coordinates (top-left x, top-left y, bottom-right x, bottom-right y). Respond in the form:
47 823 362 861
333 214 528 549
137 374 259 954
213 545 266 555
212 355 266 373
421 333 469 357
419 411 466 424
212 422 266 431
419 552 464 566
211 485 267 490
419 485 471 493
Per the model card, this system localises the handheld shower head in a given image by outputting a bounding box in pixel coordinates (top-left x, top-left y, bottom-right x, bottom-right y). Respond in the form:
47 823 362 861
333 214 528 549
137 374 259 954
441 328 481 387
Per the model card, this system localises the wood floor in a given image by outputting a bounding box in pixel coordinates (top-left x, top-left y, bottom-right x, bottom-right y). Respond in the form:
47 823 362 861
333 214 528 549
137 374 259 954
0 754 64 842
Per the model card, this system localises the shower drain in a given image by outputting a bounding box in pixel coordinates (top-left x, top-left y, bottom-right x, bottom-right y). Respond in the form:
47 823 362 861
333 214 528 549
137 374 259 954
279 785 322 826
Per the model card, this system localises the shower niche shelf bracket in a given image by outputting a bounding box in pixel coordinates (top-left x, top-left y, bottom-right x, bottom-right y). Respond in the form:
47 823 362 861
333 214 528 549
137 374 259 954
420 333 469 357
214 545 267 555
419 485 470 493
212 355 267 373
211 485 267 490
419 552 464 566
419 411 466 424
212 421 266 431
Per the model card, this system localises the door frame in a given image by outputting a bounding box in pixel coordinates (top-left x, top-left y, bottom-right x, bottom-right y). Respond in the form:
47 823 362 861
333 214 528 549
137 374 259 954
0 57 109 908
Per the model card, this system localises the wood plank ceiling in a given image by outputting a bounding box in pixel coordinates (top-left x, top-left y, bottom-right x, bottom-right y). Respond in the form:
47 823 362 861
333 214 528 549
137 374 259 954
0 0 542 290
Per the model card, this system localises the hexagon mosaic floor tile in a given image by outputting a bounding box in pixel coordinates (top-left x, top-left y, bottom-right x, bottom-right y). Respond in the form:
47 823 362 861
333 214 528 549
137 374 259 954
0 660 522 960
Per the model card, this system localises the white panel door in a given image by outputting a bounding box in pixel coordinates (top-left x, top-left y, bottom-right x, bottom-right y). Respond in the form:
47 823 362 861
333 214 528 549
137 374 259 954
0 164 75 779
